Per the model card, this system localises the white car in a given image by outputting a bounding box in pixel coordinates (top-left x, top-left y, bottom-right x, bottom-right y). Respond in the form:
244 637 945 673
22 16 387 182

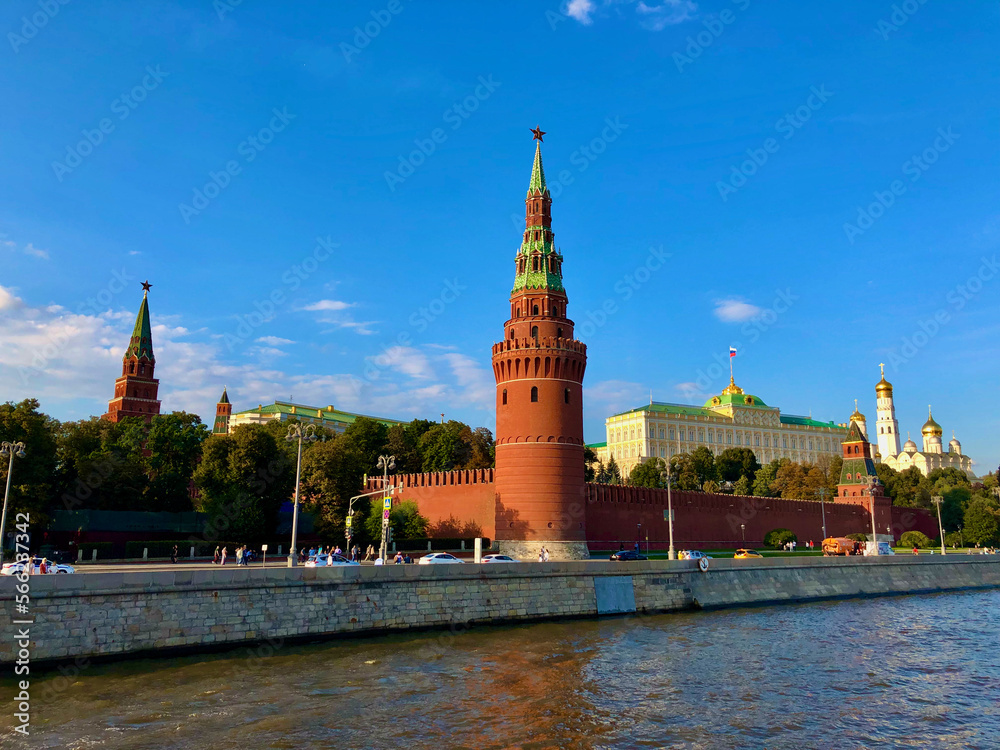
481 554 520 563
418 552 464 565
1 558 75 575
679 550 712 561
304 553 360 567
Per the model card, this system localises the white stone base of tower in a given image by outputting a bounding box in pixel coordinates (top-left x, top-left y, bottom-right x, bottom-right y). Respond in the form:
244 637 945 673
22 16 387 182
498 540 591 561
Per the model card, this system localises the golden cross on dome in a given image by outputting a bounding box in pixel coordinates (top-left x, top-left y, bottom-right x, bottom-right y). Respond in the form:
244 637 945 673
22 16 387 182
530 126 546 142
141 280 152 293
879 362 885 375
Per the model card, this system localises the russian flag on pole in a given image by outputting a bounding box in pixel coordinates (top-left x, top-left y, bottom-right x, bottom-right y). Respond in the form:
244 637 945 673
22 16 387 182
729 347 737 358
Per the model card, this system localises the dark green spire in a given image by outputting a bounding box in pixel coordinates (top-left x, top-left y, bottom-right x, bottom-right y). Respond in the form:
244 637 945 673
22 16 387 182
125 290 154 361
219 387 229 404
527 142 548 196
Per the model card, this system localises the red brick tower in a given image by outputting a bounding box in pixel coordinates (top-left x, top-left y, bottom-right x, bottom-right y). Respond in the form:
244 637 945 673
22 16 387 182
212 387 232 435
104 281 161 423
836 419 892 539
491 129 589 560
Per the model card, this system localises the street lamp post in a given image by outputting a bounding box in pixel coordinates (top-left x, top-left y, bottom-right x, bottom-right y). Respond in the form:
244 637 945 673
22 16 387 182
932 495 946 556
741 524 746 544
864 475 880 556
0 442 27 561
377 455 395 562
660 465 676 560
817 487 828 541
285 424 318 567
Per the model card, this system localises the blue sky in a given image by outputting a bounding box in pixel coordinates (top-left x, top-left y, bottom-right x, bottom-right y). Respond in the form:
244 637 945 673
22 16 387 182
1 0 998 475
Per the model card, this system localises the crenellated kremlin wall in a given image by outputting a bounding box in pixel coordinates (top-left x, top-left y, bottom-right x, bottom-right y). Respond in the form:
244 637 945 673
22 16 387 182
367 471 939 549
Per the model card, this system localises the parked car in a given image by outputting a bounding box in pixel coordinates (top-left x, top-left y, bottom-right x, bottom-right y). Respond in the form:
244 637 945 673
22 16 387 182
609 550 648 561
679 550 712 561
418 552 464 565
304 553 360 567
1 558 75 575
481 554 520 563
864 541 896 556
733 549 763 559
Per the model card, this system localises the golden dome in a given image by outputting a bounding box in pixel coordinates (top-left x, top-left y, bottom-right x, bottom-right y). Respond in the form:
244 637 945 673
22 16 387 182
849 399 865 422
875 363 892 396
721 376 744 396
921 406 943 436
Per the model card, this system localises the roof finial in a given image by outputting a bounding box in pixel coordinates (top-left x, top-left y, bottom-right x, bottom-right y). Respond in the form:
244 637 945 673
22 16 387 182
530 125 546 142
854 398 858 411
141 279 152 296
879 362 884 376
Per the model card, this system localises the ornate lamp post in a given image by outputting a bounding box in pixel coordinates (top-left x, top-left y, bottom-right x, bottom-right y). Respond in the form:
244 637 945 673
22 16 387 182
286 424 318 567
741 523 746 544
377 455 395 562
660 465 676 560
864 475 880 556
932 495 946 556
0 442 26 560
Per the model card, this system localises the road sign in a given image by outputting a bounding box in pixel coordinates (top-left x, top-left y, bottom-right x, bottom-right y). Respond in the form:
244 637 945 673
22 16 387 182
383 497 392 510
261 544 268 552
383 509 390 520
663 509 674 521
345 515 352 528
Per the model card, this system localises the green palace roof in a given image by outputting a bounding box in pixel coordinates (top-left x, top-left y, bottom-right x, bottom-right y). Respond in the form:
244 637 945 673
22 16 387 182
702 393 770 409
234 401 404 428
779 415 842 429
586 441 607 449
610 400 845 430
611 402 717 419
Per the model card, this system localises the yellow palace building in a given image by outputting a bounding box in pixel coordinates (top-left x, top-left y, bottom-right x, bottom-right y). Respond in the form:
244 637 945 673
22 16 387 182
593 378 847 474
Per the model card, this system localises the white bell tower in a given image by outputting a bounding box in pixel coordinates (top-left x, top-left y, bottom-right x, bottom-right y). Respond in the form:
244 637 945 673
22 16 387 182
875 363 901 459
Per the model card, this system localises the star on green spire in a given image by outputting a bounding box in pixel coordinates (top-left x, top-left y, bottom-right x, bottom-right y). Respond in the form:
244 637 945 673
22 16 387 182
125 290 154 361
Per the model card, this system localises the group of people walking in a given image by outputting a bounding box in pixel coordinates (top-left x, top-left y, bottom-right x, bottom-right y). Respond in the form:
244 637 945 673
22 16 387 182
211 545 255 566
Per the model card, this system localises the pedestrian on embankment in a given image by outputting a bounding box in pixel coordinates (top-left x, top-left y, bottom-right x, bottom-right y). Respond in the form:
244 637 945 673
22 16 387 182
170 545 178 564
213 546 220 564
221 546 228 565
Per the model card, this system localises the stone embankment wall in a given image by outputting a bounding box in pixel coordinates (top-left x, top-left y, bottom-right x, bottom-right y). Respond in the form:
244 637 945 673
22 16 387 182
2 556 998 665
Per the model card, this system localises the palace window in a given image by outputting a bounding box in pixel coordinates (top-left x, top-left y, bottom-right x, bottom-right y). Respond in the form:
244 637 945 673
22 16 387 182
764 436 770 447
531 386 538 403
707 432 713 443
755 436 760 447
736 434 742 446
809 440 814 450
660 448 665 457
649 427 655 438
659 429 664 439
669 428 675 440
689 430 695 441
698 429 704 442
783 438 788 448
727 433 733 445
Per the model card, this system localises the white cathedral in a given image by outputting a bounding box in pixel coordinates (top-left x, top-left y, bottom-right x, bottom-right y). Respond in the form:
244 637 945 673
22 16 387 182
849 365 975 479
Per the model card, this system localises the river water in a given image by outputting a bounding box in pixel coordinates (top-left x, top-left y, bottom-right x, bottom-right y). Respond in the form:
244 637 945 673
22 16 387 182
3 589 998 749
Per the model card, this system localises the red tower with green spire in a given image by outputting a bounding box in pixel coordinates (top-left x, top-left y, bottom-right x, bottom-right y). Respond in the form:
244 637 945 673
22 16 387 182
104 281 161 423
212 387 232 435
491 129 589 560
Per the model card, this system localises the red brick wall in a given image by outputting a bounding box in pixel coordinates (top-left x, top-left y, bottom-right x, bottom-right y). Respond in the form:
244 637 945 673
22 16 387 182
378 476 939 550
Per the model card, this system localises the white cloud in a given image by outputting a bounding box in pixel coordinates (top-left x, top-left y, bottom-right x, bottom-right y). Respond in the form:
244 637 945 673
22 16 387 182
0 285 21 311
255 336 294 346
303 299 353 312
674 381 709 400
3 240 49 259
585 379 646 417
565 0 697 29
636 0 697 30
713 297 763 323
565 0 596 24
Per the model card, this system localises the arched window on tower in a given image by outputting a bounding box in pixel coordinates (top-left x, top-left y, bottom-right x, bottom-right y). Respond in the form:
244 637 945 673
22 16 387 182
564 388 570 404
532 305 539 315
129 362 135 374
509 328 514 339
531 326 538 338
531 386 538 403
553 305 559 317
502 389 507 405
556 327 563 338
139 364 145 375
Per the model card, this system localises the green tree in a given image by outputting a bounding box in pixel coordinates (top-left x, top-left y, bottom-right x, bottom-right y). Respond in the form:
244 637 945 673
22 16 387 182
0 399 59 534
669 453 700 491
733 475 751 496
900 530 933 549
716 447 760 484
763 528 797 549
143 412 210 511
629 458 665 488
606 455 622 484
300 433 366 544
689 447 717 487
752 460 783 497
963 498 999 547
584 446 598 482
343 417 390 473
193 425 294 543
364 498 429 542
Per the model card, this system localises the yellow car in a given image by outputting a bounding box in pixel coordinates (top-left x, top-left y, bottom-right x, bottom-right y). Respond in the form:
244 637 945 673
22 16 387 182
734 548 763 559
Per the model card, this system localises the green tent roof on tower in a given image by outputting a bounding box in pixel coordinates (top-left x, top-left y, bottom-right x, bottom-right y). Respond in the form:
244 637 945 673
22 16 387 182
125 293 154 361
218 387 229 405
527 141 548 196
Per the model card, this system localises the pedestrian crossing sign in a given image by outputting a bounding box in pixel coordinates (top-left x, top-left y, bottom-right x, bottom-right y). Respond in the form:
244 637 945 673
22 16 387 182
383 497 392 510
